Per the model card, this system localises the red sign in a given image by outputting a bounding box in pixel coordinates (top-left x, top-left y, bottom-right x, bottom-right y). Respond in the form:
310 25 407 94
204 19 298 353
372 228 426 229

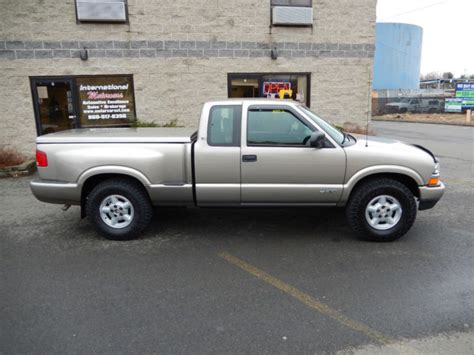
263 81 291 95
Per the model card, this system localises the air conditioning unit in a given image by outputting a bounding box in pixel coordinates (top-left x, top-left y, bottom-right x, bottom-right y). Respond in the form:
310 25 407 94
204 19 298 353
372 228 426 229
272 6 313 26
76 0 127 23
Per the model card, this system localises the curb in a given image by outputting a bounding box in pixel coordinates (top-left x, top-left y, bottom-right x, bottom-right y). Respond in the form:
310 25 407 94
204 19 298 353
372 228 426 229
0 159 36 178
372 118 474 127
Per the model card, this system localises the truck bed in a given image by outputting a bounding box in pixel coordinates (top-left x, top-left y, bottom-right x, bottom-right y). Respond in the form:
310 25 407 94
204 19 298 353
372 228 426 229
33 127 197 206
37 127 196 144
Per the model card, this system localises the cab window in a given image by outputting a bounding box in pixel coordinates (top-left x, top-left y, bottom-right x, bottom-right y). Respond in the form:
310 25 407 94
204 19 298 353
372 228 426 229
247 108 313 146
207 105 242 146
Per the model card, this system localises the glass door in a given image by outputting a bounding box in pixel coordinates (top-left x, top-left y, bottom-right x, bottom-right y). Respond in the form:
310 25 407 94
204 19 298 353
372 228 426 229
31 78 79 135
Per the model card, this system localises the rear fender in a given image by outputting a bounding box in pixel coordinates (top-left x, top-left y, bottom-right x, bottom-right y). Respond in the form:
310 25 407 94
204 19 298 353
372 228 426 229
78 166 152 218
77 166 152 187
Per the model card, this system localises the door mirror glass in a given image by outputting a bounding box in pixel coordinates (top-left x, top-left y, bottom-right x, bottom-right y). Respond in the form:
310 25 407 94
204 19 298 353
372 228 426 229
309 131 326 148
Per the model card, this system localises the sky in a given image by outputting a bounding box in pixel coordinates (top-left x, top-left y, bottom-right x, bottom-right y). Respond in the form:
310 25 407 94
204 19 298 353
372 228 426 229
377 0 473 77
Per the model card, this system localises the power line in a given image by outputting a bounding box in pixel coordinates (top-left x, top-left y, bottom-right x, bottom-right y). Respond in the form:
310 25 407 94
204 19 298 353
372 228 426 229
378 1 447 21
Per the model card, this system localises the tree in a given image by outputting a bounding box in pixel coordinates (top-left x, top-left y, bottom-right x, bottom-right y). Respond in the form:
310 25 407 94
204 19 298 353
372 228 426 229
442 72 454 79
421 72 441 80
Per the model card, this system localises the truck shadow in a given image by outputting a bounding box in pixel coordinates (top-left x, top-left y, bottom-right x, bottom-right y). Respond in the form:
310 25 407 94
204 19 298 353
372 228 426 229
146 206 355 243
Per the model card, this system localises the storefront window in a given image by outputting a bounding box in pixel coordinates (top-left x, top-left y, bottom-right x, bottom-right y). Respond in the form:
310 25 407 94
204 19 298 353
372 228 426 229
31 75 136 135
76 75 136 127
228 73 310 106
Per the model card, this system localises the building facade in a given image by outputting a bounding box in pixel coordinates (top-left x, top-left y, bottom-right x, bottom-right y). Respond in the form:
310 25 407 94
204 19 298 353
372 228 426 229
0 0 377 155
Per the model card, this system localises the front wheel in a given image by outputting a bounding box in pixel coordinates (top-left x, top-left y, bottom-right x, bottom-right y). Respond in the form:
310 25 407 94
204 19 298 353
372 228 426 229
346 178 417 242
86 178 153 240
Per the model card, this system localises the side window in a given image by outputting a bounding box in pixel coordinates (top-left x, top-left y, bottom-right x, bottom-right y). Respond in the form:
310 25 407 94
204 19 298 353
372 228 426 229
207 105 242 146
247 109 313 146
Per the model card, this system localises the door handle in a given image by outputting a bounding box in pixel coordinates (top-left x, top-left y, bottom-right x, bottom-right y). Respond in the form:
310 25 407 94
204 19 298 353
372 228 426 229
242 155 257 162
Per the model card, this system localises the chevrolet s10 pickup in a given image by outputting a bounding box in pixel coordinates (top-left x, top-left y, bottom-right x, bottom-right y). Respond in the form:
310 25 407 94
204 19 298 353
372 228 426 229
31 99 445 242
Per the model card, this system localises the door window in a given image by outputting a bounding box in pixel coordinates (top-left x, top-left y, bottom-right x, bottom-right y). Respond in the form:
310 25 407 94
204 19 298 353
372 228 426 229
32 80 77 135
247 109 313 146
207 105 242 146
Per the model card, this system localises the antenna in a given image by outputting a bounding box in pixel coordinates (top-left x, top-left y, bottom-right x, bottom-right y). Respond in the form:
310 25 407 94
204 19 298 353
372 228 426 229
365 64 372 147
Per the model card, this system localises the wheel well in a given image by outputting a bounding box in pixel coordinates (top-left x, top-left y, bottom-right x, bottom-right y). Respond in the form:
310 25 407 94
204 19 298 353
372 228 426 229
80 174 148 218
350 173 420 199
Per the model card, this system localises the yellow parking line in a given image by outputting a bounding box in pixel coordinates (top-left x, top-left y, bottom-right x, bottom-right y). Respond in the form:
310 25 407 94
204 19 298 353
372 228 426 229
218 251 392 345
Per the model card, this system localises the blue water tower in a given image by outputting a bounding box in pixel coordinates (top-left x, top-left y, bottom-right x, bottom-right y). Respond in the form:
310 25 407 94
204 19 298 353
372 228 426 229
373 23 423 90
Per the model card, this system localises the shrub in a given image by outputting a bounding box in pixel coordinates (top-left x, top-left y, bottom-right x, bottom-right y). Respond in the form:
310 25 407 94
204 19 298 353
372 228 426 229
132 119 180 128
340 122 375 135
0 146 26 168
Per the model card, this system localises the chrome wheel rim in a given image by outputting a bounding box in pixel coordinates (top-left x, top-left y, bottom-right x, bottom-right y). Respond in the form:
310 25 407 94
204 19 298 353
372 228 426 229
99 195 134 229
365 195 402 231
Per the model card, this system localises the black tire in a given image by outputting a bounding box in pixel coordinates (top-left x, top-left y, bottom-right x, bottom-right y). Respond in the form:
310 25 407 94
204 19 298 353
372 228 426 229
399 107 408 113
85 178 153 240
345 178 417 242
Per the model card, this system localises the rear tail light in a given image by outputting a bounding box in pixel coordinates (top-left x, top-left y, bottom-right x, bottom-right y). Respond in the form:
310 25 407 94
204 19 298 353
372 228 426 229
36 149 48 167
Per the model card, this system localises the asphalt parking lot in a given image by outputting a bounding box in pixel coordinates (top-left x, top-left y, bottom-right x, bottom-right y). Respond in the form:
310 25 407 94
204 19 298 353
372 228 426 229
1 122 473 354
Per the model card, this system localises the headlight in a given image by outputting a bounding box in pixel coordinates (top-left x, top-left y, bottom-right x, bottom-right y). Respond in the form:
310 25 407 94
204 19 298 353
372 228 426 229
428 163 440 186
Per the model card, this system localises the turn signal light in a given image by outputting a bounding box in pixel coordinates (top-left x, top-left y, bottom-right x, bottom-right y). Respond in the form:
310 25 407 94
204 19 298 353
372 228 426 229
36 149 48 167
428 177 439 187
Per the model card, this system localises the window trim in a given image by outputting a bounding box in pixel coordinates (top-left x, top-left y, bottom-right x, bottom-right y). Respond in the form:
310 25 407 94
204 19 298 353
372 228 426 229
207 105 242 147
270 0 313 28
270 0 313 7
227 72 311 107
246 105 316 148
74 0 130 24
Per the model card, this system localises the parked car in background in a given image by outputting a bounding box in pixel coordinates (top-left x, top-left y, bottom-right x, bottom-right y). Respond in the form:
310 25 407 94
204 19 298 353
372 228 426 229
385 97 444 113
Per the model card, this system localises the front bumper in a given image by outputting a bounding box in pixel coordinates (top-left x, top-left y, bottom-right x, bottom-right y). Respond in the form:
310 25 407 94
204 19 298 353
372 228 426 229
30 179 81 205
418 181 445 210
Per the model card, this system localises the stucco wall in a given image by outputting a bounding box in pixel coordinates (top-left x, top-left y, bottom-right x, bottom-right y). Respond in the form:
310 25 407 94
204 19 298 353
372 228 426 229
0 0 376 155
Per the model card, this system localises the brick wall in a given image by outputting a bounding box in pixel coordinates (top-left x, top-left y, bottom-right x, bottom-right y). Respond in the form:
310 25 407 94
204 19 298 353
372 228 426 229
0 0 377 155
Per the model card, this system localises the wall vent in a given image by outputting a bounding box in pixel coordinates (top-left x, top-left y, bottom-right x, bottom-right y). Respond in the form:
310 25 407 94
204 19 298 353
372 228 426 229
272 6 313 26
76 0 127 23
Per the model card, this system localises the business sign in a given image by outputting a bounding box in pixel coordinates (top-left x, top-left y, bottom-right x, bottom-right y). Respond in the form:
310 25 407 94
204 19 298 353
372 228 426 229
455 83 474 108
263 81 291 95
456 83 474 97
444 98 463 113
76 75 136 127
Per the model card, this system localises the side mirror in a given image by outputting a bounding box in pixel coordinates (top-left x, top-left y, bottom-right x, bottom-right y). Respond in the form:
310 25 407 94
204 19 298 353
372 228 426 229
309 131 326 148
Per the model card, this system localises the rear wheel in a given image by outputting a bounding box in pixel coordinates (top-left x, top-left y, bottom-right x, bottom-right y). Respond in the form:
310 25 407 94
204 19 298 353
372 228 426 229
85 178 153 240
346 178 417 242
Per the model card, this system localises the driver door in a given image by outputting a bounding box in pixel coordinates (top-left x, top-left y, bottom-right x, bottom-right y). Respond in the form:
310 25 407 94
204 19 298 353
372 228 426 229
240 104 346 204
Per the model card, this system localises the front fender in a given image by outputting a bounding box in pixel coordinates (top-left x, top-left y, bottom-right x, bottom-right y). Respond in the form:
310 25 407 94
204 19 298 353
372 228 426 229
338 165 424 204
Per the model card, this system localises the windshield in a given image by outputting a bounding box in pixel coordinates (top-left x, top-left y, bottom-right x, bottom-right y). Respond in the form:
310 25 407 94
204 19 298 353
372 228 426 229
298 106 345 145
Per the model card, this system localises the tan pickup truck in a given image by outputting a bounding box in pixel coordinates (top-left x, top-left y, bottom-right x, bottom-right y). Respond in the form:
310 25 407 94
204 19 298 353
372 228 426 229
31 99 445 242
